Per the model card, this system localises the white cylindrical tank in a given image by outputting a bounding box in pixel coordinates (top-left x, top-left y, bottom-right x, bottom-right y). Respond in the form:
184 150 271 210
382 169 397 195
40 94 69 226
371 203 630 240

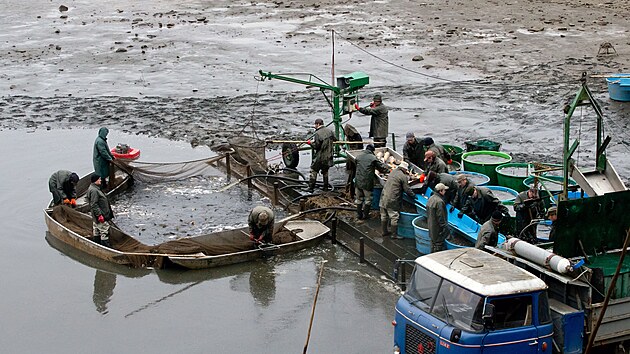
503 238 572 274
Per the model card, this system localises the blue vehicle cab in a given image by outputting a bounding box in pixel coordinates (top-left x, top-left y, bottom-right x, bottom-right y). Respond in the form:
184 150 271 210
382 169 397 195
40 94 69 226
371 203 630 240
393 248 553 354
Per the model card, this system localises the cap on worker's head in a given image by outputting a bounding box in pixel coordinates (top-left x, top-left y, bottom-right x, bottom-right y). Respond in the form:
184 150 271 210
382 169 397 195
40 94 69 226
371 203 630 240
258 211 269 225
456 173 468 182
491 210 504 222
398 161 409 170
365 144 375 152
314 118 324 125
465 186 476 197
70 172 80 184
90 174 101 183
373 94 382 102
424 137 434 146
406 131 415 139
424 150 435 161
434 183 449 192
547 206 557 216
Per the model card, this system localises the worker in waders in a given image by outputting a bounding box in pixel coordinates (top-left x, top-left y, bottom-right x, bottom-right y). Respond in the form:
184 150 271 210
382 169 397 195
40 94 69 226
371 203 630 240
355 94 388 148
354 144 390 220
48 170 79 206
427 183 450 252
306 118 336 193
248 206 275 244
86 174 114 248
93 127 115 190
379 161 416 239
344 124 363 198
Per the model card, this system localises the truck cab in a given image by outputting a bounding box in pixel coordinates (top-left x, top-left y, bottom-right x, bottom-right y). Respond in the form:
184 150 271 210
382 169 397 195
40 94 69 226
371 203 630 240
393 248 553 354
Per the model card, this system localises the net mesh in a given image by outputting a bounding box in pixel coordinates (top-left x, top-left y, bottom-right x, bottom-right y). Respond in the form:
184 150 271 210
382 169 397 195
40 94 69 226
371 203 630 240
113 156 224 183
228 136 268 173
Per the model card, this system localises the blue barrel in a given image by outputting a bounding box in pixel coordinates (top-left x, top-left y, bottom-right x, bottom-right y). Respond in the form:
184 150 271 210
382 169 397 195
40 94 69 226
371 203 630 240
399 212 421 239
415 204 427 217
445 238 467 250
449 170 490 186
485 185 519 203
413 216 431 255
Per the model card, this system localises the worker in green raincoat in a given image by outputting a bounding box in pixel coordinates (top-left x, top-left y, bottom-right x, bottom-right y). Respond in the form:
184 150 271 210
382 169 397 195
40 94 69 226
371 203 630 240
93 127 115 189
356 94 388 147
379 161 416 239
307 118 336 193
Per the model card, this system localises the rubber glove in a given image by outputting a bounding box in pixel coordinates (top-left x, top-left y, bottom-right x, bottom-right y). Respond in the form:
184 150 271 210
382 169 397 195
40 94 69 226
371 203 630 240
353 103 359 110
306 139 312 145
98 215 105 223
419 173 425 183
449 206 455 213
63 198 71 205
447 159 453 164
457 212 464 219
249 233 255 241
70 198 77 207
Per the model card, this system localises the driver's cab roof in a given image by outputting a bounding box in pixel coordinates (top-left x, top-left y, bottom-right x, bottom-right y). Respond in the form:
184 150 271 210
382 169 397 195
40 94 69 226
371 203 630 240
416 248 547 297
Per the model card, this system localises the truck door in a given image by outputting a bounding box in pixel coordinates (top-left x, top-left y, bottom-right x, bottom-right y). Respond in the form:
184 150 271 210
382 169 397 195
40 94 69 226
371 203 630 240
482 295 538 354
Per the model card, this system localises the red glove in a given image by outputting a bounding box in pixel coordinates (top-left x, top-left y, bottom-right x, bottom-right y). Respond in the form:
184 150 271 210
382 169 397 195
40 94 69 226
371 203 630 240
354 103 359 110
306 139 312 145
98 215 105 223
249 233 255 241
369 102 376 108
447 159 453 164
70 198 77 207
63 198 71 205
419 173 425 183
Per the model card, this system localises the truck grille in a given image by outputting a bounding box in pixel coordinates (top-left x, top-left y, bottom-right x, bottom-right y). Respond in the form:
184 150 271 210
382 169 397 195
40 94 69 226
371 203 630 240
405 324 436 354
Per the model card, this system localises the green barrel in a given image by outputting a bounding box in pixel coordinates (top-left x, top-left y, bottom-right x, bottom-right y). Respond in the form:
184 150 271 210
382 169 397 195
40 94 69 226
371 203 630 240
442 144 464 162
523 175 577 209
461 151 512 185
496 163 533 192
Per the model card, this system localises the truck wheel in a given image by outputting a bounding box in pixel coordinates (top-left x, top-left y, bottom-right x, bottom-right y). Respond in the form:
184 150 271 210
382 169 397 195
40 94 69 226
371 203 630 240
282 143 299 168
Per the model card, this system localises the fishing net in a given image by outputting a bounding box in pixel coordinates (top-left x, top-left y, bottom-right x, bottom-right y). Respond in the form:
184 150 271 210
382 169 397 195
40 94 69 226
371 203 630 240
113 156 225 183
51 206 301 268
228 135 268 173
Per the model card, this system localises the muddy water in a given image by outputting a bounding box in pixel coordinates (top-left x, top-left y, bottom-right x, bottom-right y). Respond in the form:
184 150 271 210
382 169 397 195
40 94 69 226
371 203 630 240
0 129 398 353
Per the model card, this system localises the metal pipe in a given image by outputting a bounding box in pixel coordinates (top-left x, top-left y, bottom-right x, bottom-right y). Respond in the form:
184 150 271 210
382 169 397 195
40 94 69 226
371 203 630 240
504 238 572 274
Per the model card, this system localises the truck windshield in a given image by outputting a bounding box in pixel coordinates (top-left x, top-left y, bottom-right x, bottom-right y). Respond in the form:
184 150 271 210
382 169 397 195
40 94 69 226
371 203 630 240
404 266 442 311
431 279 484 332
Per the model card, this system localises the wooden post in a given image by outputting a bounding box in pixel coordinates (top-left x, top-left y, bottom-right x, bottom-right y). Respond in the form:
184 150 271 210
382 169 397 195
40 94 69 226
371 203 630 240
225 152 231 179
246 165 252 190
272 181 279 206
359 237 365 263
331 217 337 244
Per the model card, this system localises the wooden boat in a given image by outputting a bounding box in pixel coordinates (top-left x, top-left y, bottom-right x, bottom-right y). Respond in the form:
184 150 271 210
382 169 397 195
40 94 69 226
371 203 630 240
45 205 330 270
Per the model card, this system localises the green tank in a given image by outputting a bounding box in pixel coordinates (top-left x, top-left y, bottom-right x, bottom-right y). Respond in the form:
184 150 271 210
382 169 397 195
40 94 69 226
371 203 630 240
462 151 512 185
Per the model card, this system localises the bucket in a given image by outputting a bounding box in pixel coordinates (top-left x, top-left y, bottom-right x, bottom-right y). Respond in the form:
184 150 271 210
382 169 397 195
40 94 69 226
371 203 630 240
415 204 427 217
442 144 464 163
447 160 461 173
371 187 382 210
398 212 421 239
462 151 512 185
496 163 533 192
449 170 490 186
523 176 577 208
445 229 474 250
464 139 501 152
485 185 519 203
413 216 431 254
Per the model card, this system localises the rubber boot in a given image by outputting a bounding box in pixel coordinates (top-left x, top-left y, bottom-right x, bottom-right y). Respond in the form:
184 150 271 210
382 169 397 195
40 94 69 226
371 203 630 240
307 178 316 193
356 204 364 220
101 238 111 248
362 204 371 220
93 235 101 245
391 221 403 239
381 220 391 237
322 175 330 191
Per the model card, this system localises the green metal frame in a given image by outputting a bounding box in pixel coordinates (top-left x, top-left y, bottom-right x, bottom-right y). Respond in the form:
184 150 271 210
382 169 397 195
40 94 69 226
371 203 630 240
562 72 610 201
258 70 369 158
